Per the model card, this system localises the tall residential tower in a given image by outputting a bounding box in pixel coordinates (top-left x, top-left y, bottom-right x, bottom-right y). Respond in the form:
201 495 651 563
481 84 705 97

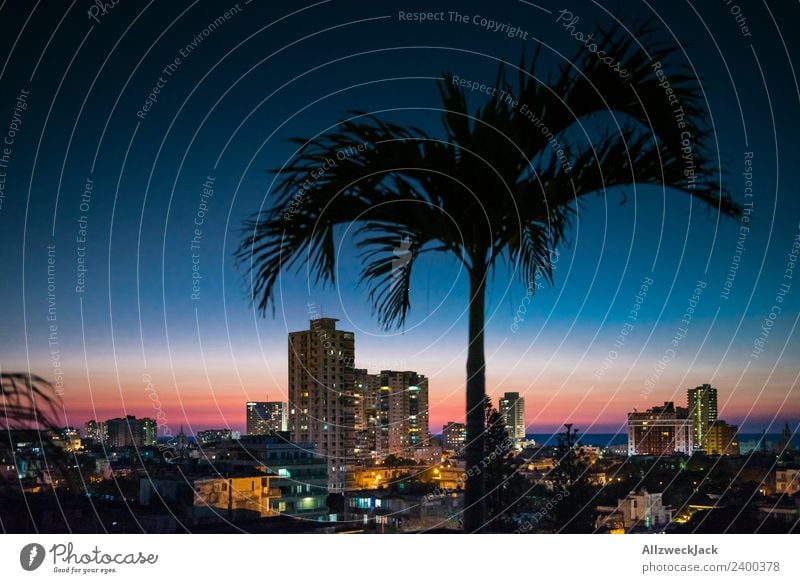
246 401 287 435
288 318 356 491
687 384 718 451
499 392 526 448
379 370 429 458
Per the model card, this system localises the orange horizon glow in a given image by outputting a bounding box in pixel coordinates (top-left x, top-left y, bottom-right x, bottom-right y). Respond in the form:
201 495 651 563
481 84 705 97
42 366 799 436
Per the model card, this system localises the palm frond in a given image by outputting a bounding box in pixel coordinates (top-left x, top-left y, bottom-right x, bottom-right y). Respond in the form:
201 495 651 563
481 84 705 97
0 373 62 431
239 18 741 328
235 115 461 320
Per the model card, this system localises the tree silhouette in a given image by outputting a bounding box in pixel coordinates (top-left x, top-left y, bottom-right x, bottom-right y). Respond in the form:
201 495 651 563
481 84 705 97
0 373 62 432
483 399 528 531
550 423 594 532
237 21 740 531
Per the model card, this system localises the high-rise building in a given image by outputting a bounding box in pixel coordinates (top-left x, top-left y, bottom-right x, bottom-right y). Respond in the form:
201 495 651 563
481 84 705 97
246 401 287 435
627 402 693 455
499 392 526 447
706 420 739 455
354 369 380 459
288 318 356 491
442 421 467 454
379 370 429 458
687 384 718 451
103 415 155 448
105 417 128 448
85 420 106 443
141 418 157 446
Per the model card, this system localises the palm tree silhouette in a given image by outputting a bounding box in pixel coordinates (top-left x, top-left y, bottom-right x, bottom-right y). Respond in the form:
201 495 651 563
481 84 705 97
237 22 740 532
0 373 62 431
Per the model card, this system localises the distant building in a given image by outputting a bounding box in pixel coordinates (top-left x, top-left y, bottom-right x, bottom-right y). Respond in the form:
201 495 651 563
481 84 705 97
52 428 82 452
437 462 466 491
442 422 466 454
779 422 795 453
197 429 240 444
596 489 674 532
627 402 693 455
140 471 279 523
103 416 156 448
192 474 278 521
354 466 419 490
199 434 328 520
176 425 188 450
705 421 739 455
288 318 356 491
687 384 718 451
345 489 462 532
85 420 106 443
412 439 442 464
142 418 157 446
775 468 800 495
379 370 429 458
246 402 287 435
499 392 526 448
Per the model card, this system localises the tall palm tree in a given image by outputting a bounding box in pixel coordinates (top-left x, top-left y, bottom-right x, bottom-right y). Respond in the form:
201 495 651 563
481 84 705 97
237 22 740 532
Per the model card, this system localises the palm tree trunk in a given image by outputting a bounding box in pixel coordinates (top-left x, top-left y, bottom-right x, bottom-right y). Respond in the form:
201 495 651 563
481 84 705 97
463 264 487 532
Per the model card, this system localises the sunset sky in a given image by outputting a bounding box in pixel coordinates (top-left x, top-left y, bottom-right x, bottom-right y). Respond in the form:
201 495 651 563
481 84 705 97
1 0 798 435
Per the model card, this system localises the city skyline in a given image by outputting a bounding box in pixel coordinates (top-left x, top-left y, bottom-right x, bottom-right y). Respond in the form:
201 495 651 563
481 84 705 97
1 0 799 544
1 2 799 444
58 320 800 439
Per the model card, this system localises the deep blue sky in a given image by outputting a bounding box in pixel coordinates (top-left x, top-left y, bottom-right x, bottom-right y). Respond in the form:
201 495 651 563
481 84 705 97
0 0 798 433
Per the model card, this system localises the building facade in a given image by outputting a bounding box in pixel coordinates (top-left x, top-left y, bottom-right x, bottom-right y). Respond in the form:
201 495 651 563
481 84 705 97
442 422 466 455
705 420 739 455
775 468 800 495
85 420 106 443
246 401 287 435
380 370 429 458
354 368 380 460
198 434 329 520
103 416 157 448
687 384 718 451
52 428 82 452
197 429 241 444
140 471 280 523
142 418 157 446
596 489 673 532
499 392 526 448
627 402 693 455
288 318 356 491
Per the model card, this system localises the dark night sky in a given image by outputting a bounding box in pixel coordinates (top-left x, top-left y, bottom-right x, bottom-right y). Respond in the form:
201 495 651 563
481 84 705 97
0 0 798 434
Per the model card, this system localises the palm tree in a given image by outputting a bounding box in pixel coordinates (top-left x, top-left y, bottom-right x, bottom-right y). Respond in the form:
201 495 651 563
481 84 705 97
1 372 63 490
237 22 740 532
0 372 62 432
